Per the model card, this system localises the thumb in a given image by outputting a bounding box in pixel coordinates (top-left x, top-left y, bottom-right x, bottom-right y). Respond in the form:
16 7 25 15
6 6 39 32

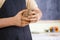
17 9 28 16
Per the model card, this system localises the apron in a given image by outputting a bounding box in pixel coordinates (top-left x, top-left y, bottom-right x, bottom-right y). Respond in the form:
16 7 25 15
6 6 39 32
0 0 32 40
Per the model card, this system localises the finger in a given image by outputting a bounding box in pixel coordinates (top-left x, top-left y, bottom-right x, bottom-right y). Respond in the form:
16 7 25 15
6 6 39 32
28 15 38 22
29 18 38 23
29 9 41 15
29 11 36 16
22 10 29 17
29 18 37 21
21 16 30 22
18 9 26 14
30 13 41 20
21 21 29 25
22 9 32 17
21 21 29 27
30 20 37 23
28 15 37 19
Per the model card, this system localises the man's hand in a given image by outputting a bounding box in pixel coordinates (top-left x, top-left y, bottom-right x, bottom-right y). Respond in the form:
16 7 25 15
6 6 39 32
13 9 30 27
14 8 42 27
0 9 30 28
0 9 42 28
28 9 42 23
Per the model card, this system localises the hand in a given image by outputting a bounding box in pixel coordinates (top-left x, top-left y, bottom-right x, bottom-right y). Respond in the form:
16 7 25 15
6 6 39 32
27 9 42 23
13 9 30 27
13 8 42 27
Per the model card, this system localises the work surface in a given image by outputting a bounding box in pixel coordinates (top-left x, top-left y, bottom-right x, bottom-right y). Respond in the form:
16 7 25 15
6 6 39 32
32 32 60 40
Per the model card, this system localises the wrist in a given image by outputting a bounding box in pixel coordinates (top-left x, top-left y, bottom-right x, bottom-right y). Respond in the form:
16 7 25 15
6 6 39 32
9 17 16 26
12 16 21 26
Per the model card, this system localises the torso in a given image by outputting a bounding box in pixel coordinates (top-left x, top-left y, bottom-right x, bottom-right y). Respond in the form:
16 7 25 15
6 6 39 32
0 0 32 40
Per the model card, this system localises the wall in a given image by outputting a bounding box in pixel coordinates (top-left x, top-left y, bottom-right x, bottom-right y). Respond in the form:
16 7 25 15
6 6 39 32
35 0 60 20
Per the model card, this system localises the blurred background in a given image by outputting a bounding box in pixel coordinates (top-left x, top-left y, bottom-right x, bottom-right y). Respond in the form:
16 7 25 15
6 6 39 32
36 0 60 20
30 0 60 40
29 0 60 33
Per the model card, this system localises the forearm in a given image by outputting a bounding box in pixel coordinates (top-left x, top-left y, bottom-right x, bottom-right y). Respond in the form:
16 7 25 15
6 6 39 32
0 17 15 28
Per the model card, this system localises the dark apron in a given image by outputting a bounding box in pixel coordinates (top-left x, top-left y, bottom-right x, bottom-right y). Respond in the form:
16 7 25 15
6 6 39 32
0 0 32 40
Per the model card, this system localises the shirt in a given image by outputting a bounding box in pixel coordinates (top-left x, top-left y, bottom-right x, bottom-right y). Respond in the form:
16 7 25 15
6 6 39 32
0 0 32 40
